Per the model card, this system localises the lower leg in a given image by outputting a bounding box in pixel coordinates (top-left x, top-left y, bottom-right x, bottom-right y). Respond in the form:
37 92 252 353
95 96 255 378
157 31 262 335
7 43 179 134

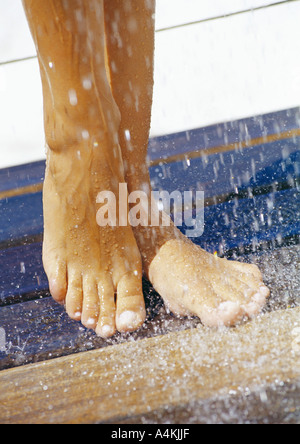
104 0 270 326
22 0 146 336
104 0 178 272
23 0 123 155
104 0 154 192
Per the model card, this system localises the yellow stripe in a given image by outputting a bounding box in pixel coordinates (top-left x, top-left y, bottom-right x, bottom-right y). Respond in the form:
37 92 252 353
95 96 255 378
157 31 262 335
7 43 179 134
1 128 299 200
0 183 43 200
149 128 300 167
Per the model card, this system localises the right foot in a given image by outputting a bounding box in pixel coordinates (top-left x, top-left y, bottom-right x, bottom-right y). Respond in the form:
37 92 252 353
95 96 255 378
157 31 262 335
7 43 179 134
146 234 270 327
127 183 270 328
42 133 146 338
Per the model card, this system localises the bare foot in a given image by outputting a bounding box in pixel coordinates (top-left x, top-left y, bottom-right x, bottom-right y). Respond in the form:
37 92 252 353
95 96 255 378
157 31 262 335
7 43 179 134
42 135 146 338
23 0 147 338
134 223 270 327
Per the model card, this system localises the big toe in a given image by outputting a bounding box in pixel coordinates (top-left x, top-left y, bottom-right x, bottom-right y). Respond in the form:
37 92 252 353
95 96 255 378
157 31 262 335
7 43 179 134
199 299 245 327
242 285 270 317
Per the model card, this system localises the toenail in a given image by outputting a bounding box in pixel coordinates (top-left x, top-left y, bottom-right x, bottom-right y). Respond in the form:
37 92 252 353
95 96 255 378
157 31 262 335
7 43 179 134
259 286 270 297
74 311 82 319
118 310 139 328
218 301 239 314
101 325 115 337
253 292 266 306
244 301 259 316
87 318 96 326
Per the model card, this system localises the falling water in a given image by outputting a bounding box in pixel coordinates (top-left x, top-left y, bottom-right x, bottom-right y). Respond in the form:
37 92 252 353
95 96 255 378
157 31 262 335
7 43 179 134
0 0 299 425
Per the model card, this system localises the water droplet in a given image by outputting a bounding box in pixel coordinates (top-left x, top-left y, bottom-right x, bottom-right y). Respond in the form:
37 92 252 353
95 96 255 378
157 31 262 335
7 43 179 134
68 89 78 106
125 129 131 141
81 129 90 140
20 262 25 274
82 77 92 90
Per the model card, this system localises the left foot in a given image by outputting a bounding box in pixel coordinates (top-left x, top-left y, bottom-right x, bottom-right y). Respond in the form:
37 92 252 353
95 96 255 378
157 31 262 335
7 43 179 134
42 127 146 338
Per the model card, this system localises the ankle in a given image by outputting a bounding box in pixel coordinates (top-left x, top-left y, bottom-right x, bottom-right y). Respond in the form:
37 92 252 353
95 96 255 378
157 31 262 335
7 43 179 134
43 86 121 153
44 107 102 153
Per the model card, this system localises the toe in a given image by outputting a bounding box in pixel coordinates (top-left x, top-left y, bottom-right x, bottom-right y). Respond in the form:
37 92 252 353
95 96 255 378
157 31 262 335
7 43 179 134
222 259 270 318
81 275 100 330
215 301 245 326
230 268 264 293
211 274 254 304
224 262 270 317
243 285 270 317
200 299 245 327
95 276 116 338
65 268 83 321
44 259 67 305
116 271 146 333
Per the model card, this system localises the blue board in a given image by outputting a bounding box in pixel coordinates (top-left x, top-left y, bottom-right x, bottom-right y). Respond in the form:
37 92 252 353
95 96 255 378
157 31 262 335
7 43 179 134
0 107 299 305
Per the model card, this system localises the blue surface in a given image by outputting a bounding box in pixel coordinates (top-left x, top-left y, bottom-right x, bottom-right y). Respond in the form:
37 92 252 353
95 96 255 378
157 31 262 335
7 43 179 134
0 188 299 304
148 107 300 161
0 161 44 194
0 242 46 302
1 106 300 194
0 107 299 304
0 137 299 245
0 192 43 244
150 138 300 198
1 139 299 245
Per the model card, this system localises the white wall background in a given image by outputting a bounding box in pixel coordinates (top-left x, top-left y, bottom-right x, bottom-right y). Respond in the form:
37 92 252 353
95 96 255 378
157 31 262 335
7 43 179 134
0 0 300 168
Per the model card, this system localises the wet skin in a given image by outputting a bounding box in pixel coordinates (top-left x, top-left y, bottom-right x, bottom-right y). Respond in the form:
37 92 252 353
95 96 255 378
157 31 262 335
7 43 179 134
23 0 270 337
